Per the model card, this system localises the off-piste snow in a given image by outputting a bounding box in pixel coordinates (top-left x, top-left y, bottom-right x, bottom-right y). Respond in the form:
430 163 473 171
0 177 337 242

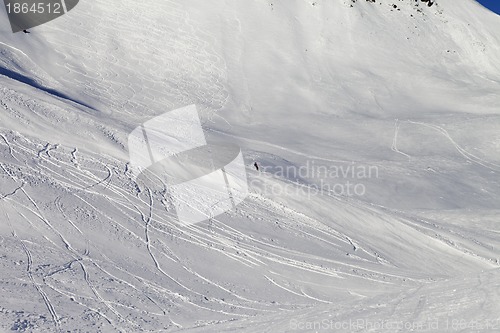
0 0 499 332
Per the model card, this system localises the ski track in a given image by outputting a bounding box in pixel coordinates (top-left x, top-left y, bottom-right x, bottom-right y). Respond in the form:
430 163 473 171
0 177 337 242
391 118 412 161
0 128 498 331
43 0 229 121
1 114 499 329
406 120 500 172
0 0 499 330
4 211 61 331
0 133 397 328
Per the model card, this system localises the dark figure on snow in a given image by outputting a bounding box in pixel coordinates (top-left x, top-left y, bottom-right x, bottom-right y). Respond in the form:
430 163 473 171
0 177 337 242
254 162 259 171
23 29 30 34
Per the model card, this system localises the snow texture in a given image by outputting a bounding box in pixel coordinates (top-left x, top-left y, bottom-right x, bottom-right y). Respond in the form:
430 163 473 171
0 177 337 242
0 0 499 332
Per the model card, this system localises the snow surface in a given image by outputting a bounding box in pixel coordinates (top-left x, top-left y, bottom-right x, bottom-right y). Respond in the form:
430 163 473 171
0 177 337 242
0 0 499 332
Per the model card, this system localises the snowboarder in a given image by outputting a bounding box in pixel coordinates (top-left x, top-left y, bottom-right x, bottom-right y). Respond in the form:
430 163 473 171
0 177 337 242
22 29 30 34
254 162 259 171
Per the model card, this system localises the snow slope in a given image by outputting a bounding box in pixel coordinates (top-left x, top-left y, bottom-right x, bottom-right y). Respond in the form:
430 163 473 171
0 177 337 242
0 0 499 332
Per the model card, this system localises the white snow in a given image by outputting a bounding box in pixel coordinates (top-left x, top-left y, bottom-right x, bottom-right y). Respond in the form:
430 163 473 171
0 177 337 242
0 0 499 332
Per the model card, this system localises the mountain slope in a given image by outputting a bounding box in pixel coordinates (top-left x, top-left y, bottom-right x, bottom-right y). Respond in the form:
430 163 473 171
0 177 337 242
0 0 499 331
